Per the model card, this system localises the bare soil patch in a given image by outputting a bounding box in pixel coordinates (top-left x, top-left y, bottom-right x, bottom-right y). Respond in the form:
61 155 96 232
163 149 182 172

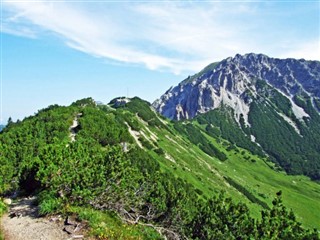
0 197 86 240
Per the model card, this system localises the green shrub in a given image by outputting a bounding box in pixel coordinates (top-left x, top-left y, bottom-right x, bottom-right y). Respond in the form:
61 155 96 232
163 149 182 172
154 147 165 155
224 176 269 210
138 136 153 150
0 200 7 216
38 192 63 215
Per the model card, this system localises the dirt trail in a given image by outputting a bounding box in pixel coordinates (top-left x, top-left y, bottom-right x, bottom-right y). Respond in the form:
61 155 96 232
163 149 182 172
69 113 82 142
0 197 80 240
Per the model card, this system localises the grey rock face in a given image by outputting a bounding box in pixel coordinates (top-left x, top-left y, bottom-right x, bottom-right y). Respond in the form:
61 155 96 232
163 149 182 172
153 53 320 122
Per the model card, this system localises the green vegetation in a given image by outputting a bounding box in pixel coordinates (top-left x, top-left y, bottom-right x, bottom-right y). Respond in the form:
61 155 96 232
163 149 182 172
196 107 263 157
247 82 320 180
192 80 320 181
0 199 7 239
223 176 270 210
181 61 221 85
188 191 319 239
314 98 320 112
111 97 164 127
174 122 227 161
71 207 161 239
0 97 319 239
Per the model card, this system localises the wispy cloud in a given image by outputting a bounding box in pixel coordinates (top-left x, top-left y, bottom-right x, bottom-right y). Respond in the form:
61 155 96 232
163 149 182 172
2 1 319 74
279 40 320 61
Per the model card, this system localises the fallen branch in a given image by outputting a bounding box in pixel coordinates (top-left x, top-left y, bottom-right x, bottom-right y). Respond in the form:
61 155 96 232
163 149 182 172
117 212 182 240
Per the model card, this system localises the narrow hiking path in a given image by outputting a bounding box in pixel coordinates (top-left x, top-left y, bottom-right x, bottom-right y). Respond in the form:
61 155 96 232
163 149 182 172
69 113 82 142
1 197 86 240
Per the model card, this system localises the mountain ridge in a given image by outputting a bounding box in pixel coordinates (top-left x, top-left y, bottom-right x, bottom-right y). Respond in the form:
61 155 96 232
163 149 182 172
153 53 320 181
153 53 320 122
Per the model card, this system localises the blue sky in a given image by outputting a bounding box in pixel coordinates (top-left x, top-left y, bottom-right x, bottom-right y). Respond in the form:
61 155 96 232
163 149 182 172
1 0 319 123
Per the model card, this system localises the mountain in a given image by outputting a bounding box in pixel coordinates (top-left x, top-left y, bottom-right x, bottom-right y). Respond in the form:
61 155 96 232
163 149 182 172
0 125 5 132
0 97 319 239
154 53 320 121
154 53 320 181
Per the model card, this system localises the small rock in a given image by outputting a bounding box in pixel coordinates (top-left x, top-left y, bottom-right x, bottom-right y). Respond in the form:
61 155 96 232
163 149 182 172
63 225 75 234
64 216 77 226
58 190 65 198
9 211 22 218
3 198 12 205
72 235 84 239
50 216 61 222
74 223 81 232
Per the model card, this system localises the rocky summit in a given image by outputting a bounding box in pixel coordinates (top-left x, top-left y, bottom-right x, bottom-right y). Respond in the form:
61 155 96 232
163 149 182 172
154 53 320 181
153 53 320 123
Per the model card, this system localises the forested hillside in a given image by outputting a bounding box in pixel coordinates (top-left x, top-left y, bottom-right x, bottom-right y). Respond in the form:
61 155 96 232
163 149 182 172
0 97 319 239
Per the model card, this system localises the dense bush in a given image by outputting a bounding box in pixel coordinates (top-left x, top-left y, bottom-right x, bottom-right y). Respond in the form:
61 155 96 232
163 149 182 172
77 107 132 146
249 100 320 180
196 108 264 157
0 99 318 239
224 176 270 210
246 81 320 180
174 123 227 161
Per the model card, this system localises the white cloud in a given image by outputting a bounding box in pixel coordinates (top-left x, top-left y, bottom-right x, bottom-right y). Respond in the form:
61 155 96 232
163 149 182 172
1 24 37 38
279 40 320 61
2 1 319 75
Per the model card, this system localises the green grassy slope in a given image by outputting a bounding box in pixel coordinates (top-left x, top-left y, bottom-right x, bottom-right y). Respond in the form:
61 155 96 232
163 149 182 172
119 98 320 229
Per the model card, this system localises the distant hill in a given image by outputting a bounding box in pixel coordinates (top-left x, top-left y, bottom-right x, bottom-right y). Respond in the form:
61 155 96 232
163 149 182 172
0 96 319 239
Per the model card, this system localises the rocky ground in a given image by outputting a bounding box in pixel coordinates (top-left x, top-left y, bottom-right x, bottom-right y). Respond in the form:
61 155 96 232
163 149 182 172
1 197 87 240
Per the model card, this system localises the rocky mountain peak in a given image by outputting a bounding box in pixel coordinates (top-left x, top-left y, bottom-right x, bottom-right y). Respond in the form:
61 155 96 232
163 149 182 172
153 53 320 123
